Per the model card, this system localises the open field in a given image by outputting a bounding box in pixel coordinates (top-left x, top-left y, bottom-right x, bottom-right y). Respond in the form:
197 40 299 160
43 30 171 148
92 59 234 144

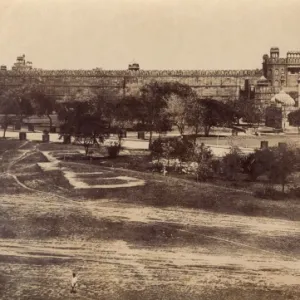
0 139 300 299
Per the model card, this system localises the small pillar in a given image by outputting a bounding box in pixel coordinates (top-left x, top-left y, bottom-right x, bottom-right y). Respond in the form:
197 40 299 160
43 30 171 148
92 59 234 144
138 131 145 139
63 135 71 144
42 133 50 143
260 141 268 149
28 124 34 132
19 132 27 141
119 129 127 138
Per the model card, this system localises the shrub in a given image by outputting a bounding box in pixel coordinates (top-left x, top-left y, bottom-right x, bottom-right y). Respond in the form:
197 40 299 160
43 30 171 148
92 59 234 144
222 147 243 181
150 137 164 161
150 137 194 165
151 161 164 173
196 161 214 182
289 186 300 199
172 138 194 162
211 159 222 174
243 149 274 181
192 143 213 163
254 186 286 200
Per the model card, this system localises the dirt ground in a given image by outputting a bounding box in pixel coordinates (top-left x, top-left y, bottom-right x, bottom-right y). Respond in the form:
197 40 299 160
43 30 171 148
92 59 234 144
0 140 299 299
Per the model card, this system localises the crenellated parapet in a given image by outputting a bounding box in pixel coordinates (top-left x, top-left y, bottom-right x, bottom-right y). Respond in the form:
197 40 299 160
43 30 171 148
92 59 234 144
265 58 286 64
0 54 265 102
0 68 262 77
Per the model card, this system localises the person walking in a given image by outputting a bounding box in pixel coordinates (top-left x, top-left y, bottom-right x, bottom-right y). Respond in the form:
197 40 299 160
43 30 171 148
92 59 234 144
71 272 78 293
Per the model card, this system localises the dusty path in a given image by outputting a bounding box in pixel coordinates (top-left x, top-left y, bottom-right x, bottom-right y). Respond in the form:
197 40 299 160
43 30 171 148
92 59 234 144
0 191 299 299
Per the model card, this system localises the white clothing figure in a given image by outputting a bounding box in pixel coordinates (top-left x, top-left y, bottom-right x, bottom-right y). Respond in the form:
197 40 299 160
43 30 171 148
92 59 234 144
71 273 78 293
162 166 168 176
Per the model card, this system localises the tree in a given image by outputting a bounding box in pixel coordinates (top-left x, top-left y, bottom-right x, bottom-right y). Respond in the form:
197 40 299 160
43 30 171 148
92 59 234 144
235 92 264 125
0 85 36 134
0 115 13 138
138 81 192 147
138 81 170 147
165 94 186 135
150 137 164 162
187 98 238 137
163 84 196 136
0 86 34 128
268 146 296 193
29 85 56 131
191 143 214 181
87 89 139 146
185 95 204 138
30 86 56 131
58 88 109 155
242 148 274 181
201 99 239 136
243 145 297 193
108 95 137 144
0 91 19 137
222 147 243 181
73 116 108 156
288 109 300 133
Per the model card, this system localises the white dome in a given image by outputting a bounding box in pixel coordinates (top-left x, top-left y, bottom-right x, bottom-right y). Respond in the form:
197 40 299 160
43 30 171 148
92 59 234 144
258 75 267 81
270 90 295 106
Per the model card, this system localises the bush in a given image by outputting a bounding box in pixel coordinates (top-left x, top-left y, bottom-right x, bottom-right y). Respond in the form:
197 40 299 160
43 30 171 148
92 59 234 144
242 149 274 181
222 147 243 181
196 161 214 181
150 137 194 164
150 137 164 161
254 186 286 200
289 187 300 199
192 143 213 163
151 161 164 173
211 159 222 174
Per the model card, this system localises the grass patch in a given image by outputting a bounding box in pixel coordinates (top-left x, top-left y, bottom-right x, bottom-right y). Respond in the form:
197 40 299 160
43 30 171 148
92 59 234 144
0 139 24 154
38 142 83 152
79 177 129 185
254 187 287 201
17 169 73 193
61 161 300 220
0 175 28 194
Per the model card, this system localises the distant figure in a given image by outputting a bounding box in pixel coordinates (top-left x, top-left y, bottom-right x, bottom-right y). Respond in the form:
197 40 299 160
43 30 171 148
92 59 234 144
71 273 78 293
162 166 168 176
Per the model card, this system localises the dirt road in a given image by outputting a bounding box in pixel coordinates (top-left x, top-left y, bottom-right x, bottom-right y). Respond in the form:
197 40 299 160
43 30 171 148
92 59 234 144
0 192 299 299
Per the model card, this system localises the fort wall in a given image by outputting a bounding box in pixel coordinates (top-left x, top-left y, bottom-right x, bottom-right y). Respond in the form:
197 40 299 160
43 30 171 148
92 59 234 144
0 68 262 100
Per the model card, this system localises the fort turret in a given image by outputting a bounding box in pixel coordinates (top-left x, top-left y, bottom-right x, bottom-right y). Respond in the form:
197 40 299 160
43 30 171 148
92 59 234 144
270 47 279 59
128 62 140 71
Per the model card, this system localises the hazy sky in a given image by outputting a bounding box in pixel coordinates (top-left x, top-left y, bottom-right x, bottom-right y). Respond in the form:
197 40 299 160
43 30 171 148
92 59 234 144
0 0 299 70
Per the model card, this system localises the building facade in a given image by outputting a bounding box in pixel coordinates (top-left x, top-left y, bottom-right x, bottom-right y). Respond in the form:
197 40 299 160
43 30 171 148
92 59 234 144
0 48 299 107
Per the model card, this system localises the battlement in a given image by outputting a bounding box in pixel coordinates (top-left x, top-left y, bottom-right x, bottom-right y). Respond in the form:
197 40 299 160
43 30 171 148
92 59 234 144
0 68 262 77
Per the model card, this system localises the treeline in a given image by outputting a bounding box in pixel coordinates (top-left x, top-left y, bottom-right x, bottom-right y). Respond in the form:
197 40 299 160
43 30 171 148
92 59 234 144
1 79 300 143
150 136 300 195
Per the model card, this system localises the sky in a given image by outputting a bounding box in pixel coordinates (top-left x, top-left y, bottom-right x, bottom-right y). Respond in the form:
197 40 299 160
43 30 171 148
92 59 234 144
0 0 299 70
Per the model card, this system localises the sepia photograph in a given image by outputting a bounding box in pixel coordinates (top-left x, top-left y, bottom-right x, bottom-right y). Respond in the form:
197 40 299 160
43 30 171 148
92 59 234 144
0 0 299 299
